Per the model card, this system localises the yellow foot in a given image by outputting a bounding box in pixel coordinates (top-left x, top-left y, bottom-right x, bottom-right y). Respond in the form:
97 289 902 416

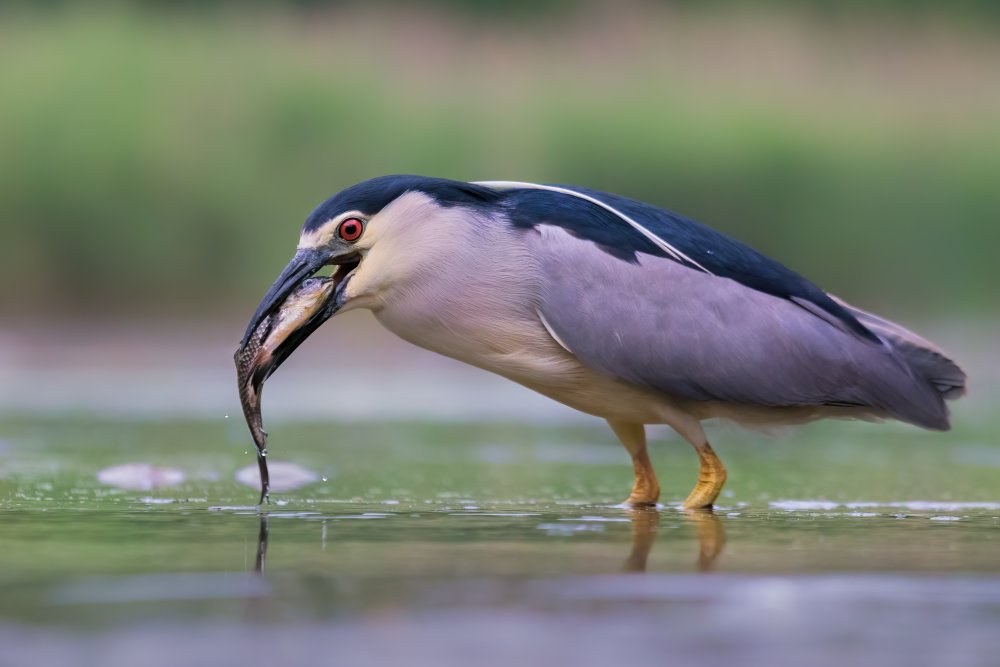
624 488 660 508
682 444 727 509
624 449 660 507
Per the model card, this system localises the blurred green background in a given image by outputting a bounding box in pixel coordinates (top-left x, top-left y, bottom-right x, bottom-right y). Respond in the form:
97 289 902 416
1 0 998 320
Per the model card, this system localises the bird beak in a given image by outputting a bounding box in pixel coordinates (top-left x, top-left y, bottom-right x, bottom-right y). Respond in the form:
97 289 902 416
250 280 342 388
239 248 327 349
238 247 359 386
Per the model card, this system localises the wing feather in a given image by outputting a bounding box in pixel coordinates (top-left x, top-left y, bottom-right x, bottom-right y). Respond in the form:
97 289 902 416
473 180 879 344
474 180 711 271
528 226 949 429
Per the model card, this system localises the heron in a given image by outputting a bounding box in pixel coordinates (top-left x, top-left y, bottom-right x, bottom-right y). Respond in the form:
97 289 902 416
237 175 966 508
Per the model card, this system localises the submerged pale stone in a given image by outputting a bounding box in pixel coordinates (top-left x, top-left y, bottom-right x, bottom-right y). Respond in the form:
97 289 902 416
234 461 321 493
97 463 185 491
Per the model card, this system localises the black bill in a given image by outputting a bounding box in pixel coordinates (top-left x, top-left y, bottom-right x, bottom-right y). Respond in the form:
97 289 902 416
239 248 327 349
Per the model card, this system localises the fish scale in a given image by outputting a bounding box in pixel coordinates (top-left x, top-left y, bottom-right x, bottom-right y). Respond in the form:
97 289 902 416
235 313 272 503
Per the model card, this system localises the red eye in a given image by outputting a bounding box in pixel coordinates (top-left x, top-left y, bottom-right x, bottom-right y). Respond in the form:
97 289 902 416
338 218 364 242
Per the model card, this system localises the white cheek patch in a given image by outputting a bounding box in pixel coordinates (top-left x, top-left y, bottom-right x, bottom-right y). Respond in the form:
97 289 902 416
297 226 334 249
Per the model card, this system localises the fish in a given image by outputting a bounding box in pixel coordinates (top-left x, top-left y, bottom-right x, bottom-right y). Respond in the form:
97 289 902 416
234 276 335 503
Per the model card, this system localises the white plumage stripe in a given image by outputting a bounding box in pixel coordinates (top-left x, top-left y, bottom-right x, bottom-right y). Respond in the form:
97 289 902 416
472 180 712 274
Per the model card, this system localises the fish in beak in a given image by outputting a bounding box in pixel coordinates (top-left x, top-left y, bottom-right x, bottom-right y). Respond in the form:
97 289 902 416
235 242 363 502
234 275 340 503
239 249 328 349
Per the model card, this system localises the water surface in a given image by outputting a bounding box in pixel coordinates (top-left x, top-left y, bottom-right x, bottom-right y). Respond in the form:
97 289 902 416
1 417 998 666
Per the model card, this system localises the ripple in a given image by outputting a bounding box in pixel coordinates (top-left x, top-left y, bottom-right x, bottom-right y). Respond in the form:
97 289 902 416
537 523 605 534
771 500 1000 513
770 500 840 511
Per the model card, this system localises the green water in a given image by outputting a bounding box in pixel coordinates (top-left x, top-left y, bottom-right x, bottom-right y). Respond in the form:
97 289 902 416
1 417 998 666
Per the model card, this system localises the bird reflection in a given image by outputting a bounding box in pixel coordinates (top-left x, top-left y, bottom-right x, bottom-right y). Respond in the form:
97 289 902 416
251 505 725 576
622 507 726 573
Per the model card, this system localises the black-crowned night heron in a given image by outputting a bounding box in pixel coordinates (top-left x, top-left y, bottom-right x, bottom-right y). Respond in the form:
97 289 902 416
238 175 966 508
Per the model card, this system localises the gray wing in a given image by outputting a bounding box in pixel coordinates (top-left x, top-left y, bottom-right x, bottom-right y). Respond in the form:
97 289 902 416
529 226 949 429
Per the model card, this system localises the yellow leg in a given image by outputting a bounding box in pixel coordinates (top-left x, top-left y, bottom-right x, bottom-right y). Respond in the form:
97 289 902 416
608 420 660 506
682 441 727 509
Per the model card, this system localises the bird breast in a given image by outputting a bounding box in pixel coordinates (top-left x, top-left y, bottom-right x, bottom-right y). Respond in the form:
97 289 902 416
368 245 677 424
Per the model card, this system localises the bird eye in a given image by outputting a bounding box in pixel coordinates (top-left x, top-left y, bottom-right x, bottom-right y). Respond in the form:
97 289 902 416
338 218 364 242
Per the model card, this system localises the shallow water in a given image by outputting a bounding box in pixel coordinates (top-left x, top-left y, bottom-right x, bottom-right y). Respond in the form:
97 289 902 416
1 417 998 666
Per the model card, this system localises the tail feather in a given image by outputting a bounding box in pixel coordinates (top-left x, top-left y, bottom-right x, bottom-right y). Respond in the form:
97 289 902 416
832 296 967 402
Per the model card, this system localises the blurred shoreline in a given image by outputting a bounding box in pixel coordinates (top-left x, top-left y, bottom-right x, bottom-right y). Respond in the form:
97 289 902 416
0 313 589 423
1 313 993 425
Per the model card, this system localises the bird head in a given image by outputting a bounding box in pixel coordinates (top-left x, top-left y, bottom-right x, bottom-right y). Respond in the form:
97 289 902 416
236 175 500 381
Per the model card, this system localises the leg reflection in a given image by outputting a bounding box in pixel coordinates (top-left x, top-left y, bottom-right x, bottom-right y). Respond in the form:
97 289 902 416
684 509 726 572
623 506 660 572
622 507 726 573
